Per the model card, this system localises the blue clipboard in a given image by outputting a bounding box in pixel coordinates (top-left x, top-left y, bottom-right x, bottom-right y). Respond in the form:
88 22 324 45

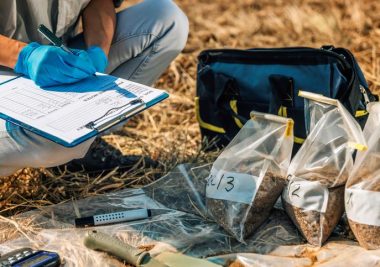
0 75 169 147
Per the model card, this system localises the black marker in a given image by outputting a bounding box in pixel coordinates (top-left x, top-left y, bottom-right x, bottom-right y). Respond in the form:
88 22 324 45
38 24 74 54
38 24 97 77
75 208 152 228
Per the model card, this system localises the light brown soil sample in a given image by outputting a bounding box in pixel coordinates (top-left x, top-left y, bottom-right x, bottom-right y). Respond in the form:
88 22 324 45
297 168 350 187
348 220 380 250
206 171 286 242
228 261 245 267
345 160 380 190
346 160 380 250
283 185 345 246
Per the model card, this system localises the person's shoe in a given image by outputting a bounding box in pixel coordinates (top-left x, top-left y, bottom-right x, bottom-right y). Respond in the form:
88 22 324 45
53 137 157 174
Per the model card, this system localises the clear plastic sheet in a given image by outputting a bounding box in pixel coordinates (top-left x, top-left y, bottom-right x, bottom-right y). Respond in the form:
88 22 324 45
1 163 378 266
0 163 302 267
143 163 209 218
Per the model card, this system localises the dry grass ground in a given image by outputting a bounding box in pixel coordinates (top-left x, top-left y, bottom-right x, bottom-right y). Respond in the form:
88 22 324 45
1 0 380 216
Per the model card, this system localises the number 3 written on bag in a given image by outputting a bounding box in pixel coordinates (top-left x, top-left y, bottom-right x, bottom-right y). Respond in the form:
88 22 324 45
206 168 259 204
206 172 235 192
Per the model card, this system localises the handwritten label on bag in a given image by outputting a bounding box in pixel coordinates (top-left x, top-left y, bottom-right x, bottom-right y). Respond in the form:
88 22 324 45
345 187 380 226
206 168 259 204
283 176 329 213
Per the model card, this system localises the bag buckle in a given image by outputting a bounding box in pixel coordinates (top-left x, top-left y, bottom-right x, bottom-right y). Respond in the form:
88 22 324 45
360 85 370 109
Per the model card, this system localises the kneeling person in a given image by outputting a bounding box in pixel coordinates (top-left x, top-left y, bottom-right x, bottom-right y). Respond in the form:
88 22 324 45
0 0 189 176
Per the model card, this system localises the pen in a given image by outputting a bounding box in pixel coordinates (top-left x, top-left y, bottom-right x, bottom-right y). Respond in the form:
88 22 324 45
38 24 97 77
37 24 74 54
74 208 152 227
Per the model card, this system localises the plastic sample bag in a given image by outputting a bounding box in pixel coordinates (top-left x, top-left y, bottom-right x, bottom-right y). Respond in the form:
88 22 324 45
282 91 367 246
206 111 294 242
345 102 380 250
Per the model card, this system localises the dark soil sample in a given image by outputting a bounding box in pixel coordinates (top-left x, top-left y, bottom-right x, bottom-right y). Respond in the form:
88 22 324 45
283 185 345 246
332 214 356 240
348 220 380 250
206 171 286 242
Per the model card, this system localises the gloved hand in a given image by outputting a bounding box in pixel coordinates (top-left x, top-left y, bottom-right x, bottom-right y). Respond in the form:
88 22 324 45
86 46 108 73
72 46 108 73
14 42 96 87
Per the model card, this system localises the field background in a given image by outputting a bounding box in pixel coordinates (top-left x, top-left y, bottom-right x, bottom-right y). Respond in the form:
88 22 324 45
1 0 380 217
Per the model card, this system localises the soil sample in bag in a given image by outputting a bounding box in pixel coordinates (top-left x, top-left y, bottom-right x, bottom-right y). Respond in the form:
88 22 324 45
282 92 366 247
345 102 380 250
207 170 286 239
206 112 294 242
283 176 346 245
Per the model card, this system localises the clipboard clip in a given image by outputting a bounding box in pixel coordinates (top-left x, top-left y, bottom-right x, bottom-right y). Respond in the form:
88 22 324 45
85 98 145 131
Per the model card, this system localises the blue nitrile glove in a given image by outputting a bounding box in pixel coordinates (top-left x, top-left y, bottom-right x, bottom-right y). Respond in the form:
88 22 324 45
86 46 108 73
14 42 96 87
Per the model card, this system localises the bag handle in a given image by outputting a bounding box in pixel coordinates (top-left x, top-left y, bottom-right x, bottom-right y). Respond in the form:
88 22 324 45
213 73 249 127
323 46 377 111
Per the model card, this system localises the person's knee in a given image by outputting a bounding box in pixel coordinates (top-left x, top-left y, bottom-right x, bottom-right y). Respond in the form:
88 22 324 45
109 0 188 83
162 0 189 52
160 0 189 52
0 142 87 176
143 0 189 53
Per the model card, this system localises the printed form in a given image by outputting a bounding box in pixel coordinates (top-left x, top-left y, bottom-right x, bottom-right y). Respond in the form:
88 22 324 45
0 74 166 145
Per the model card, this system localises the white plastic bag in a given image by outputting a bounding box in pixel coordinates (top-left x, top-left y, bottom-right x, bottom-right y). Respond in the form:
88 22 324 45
206 111 294 242
345 102 380 250
282 91 366 246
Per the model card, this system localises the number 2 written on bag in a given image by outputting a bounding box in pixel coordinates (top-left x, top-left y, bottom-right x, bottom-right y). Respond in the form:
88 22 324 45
283 176 329 213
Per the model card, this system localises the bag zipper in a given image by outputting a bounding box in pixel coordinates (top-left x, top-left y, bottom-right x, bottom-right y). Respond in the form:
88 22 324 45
198 47 355 107
199 47 351 70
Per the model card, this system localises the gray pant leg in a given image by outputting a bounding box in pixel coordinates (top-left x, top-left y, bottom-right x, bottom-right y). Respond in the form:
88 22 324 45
69 0 189 85
0 118 93 176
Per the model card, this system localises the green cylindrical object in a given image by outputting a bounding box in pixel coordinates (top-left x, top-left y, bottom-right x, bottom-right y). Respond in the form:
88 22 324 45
84 230 149 266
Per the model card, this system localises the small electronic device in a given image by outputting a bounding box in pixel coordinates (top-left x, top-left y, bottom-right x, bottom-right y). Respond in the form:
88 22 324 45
0 248 61 267
75 208 152 227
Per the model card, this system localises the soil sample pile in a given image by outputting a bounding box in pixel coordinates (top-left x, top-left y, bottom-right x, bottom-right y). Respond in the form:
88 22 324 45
206 112 294 242
345 102 380 250
283 93 366 246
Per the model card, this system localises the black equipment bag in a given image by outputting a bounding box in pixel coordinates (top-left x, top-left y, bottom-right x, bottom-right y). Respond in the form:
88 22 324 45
196 46 377 151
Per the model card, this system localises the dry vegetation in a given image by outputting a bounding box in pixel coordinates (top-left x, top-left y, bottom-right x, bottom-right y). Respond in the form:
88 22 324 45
1 0 380 216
